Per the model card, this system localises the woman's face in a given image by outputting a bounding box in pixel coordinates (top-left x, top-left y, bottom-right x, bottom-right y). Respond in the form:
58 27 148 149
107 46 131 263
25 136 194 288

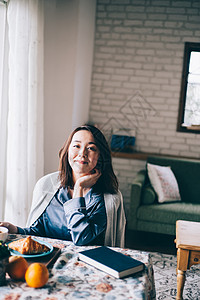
68 130 100 179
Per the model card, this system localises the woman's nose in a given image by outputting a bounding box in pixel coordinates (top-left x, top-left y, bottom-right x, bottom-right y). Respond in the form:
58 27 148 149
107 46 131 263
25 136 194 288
78 147 88 157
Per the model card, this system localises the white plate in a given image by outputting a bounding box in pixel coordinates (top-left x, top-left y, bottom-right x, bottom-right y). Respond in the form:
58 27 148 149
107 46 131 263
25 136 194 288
8 238 53 258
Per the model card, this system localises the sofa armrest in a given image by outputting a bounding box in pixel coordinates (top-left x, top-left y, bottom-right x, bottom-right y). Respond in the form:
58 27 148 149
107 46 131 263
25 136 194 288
128 169 146 230
141 184 157 205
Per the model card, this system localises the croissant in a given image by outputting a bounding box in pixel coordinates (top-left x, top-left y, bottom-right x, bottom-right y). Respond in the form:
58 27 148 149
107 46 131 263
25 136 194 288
8 236 49 255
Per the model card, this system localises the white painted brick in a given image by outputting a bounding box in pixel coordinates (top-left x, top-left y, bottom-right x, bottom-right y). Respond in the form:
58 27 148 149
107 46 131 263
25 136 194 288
111 74 129 81
161 36 181 43
91 92 105 98
114 27 132 33
151 0 170 6
130 76 149 83
160 149 179 156
104 81 122 87
116 68 134 75
183 152 200 159
144 41 163 48
101 87 114 93
114 54 133 61
171 144 190 151
108 12 126 19
187 8 199 14
140 83 160 90
99 47 116 54
109 0 130 4
123 82 140 89
144 20 164 27
154 91 174 97
161 85 180 92
148 13 168 20
186 138 200 146
154 71 174 78
107 94 124 101
90 0 200 209
97 26 111 32
136 49 155 56
156 129 175 137
167 7 186 14
147 135 165 142
168 14 187 21
91 80 102 86
158 142 171 148
107 5 125 12
153 28 173 35
182 37 200 43
93 73 110 80
124 20 143 26
165 21 183 28
166 136 185 144
125 41 144 48
127 13 147 20
124 62 142 69
115 87 134 94
95 53 113 60
96 12 107 18
173 1 191 8
150 78 169 84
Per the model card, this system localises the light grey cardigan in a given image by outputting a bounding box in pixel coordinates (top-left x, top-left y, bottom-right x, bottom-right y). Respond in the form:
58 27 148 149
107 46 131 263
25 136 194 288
26 172 126 248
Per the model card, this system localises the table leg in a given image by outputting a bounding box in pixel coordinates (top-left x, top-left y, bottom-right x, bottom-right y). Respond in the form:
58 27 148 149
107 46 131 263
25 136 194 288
176 269 186 300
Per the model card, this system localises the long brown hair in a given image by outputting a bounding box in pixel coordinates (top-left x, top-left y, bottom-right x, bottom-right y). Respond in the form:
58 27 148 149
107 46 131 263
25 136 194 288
58 124 118 194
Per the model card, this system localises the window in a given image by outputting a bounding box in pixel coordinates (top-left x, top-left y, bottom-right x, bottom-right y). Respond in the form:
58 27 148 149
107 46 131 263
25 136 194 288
177 42 200 133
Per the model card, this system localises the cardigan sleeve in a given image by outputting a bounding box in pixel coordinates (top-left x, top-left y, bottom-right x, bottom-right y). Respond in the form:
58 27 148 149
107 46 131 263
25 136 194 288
26 172 60 227
104 191 126 248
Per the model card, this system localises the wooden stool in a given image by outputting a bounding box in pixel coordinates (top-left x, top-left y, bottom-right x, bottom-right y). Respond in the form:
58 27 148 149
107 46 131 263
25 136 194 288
176 220 200 300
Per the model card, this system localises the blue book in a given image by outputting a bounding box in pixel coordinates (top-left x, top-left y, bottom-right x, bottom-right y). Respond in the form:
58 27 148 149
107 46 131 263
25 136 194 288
78 246 144 278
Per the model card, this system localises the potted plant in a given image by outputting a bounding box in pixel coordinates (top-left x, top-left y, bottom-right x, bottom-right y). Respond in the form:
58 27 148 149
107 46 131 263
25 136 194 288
0 241 10 286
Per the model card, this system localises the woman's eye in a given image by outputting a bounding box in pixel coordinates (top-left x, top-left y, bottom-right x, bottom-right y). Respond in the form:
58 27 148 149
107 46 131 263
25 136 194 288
88 146 97 151
73 144 80 148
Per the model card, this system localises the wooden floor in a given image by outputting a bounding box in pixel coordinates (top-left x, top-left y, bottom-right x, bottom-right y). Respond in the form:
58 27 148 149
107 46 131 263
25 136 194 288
125 229 177 255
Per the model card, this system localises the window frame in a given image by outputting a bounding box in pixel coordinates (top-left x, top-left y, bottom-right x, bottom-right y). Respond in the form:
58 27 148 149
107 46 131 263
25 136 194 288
177 42 200 134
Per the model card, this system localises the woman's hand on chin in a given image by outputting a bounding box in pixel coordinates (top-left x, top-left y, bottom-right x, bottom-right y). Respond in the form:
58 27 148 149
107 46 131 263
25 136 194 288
73 169 101 198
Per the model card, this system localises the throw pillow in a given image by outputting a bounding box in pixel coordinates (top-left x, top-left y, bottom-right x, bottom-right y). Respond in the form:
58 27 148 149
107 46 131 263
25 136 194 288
147 163 181 203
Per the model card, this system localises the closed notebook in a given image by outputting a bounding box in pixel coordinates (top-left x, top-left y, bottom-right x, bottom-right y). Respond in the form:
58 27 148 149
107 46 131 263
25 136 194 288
78 246 144 278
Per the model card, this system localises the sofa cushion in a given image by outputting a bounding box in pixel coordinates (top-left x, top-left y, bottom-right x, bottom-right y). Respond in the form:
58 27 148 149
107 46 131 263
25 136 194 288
147 163 181 203
137 203 200 225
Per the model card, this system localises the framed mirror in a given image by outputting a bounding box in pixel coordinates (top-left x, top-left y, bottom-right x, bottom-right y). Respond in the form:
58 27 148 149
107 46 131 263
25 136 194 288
177 42 200 133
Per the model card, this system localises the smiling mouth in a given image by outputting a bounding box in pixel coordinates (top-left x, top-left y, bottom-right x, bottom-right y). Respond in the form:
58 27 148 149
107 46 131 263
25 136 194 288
76 160 88 165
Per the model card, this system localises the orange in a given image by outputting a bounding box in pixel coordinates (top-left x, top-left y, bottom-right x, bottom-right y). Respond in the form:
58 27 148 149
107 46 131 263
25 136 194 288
25 263 49 288
6 255 28 280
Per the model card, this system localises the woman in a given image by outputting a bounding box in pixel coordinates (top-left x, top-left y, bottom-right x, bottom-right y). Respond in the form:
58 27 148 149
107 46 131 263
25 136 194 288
0 125 126 247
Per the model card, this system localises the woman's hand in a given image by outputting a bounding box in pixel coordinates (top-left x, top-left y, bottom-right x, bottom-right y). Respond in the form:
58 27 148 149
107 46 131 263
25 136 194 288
0 222 18 233
73 169 101 198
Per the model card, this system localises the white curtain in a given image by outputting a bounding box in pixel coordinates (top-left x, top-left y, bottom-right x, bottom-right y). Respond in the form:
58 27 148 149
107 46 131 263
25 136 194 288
1 0 44 226
0 2 8 221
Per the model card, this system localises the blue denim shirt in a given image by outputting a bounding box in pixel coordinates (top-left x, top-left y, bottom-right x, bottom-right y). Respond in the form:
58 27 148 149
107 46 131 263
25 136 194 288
18 186 107 246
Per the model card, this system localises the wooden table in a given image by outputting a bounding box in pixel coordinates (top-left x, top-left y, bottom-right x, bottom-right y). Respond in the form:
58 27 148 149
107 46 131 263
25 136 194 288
1 234 156 300
176 220 200 300
176 244 200 300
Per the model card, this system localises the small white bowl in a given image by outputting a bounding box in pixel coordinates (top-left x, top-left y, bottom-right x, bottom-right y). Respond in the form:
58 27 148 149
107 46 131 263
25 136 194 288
0 227 8 243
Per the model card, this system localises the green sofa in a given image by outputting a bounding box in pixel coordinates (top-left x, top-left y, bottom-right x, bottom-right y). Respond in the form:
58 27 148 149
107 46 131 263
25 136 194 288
128 156 200 236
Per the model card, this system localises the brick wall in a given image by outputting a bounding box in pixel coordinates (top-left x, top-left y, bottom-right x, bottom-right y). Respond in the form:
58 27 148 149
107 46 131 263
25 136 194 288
89 0 200 214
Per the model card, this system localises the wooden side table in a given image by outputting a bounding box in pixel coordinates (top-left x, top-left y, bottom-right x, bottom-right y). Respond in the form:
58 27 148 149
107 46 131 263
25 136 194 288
176 220 200 300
